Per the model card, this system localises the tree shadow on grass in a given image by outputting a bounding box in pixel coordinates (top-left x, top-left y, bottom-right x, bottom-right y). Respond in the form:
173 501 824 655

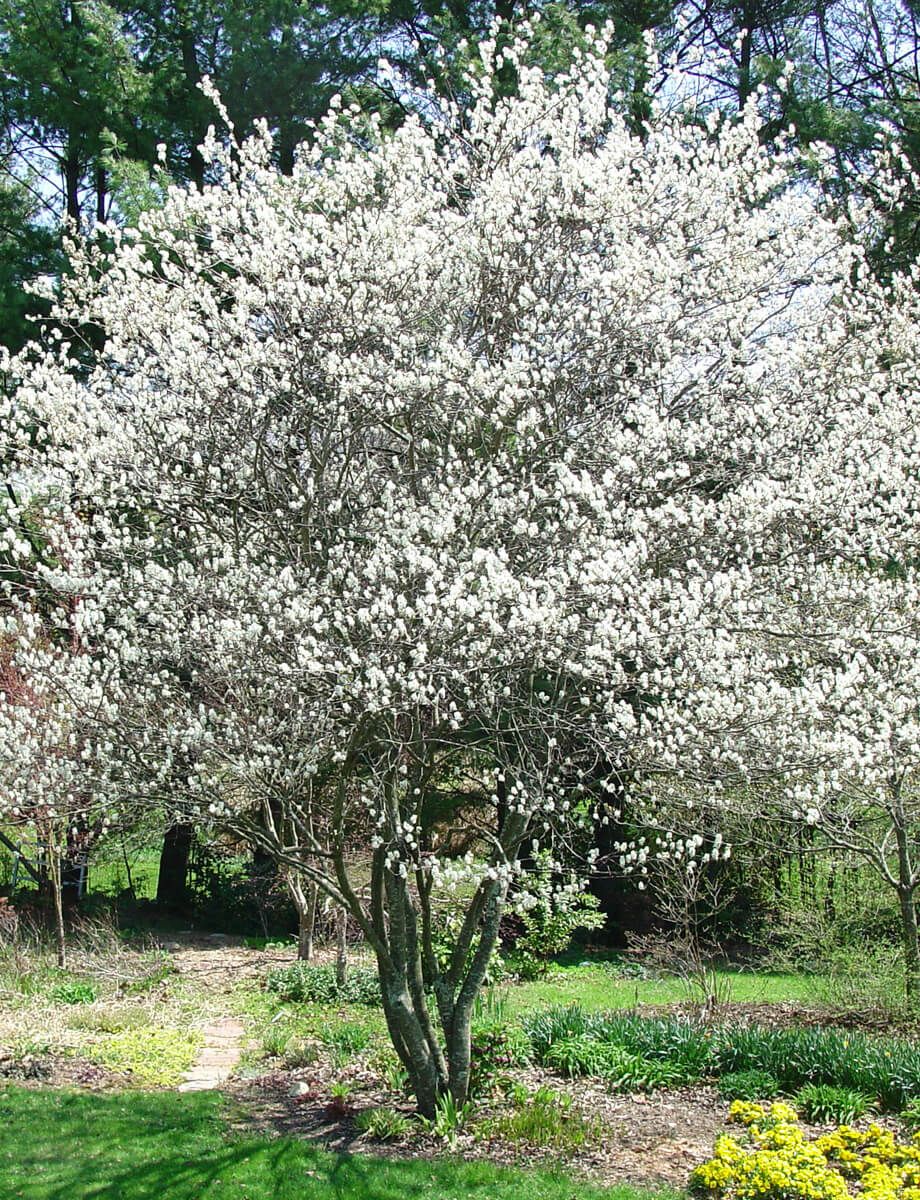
0 1087 620 1200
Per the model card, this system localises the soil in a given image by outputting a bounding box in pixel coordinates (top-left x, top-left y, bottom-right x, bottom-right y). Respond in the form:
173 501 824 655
160 932 296 990
223 1068 734 1188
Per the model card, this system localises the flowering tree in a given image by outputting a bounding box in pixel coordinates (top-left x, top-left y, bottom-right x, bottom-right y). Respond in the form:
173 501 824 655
731 572 920 1002
2 28 919 1110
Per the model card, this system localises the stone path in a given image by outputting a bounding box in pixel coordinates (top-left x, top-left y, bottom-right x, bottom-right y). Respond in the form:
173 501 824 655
178 1017 245 1092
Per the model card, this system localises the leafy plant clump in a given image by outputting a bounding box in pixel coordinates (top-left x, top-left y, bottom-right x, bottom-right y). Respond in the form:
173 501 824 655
469 1021 531 1095
590 1012 714 1079
521 1004 602 1061
543 1034 617 1079
281 1036 319 1068
477 1085 603 1152
50 979 97 1005
355 1106 413 1141
541 1035 682 1092
524 1005 920 1109
718 1070 782 1101
423 1092 474 1144
525 1006 708 1091
794 1083 875 1125
90 1027 201 1085
326 1081 354 1117
265 962 381 1006
712 1023 920 1111
319 1022 373 1066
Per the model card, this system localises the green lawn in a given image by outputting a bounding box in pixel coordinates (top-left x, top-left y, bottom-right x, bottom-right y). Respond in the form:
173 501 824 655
0 1087 672 1200
507 962 823 1013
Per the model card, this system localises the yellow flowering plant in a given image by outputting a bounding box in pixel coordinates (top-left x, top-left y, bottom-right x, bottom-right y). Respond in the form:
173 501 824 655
691 1107 920 1200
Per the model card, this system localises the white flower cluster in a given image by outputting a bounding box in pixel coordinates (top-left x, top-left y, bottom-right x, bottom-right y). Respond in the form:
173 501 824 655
1 29 918 895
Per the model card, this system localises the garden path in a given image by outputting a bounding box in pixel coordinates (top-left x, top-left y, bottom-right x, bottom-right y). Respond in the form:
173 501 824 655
178 1016 245 1092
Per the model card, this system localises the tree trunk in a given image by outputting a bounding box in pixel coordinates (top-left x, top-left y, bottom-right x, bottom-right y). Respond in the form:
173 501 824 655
897 884 920 1002
96 165 107 224
64 151 81 225
297 880 317 961
47 834 66 970
335 905 348 987
738 0 754 108
894 816 920 1002
378 967 444 1118
156 823 193 907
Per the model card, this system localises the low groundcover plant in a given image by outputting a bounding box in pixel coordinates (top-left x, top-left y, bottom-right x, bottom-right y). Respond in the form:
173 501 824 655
691 1100 920 1200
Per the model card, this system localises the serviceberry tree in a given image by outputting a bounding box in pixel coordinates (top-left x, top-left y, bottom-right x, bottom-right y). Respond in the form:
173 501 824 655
2 27 919 1110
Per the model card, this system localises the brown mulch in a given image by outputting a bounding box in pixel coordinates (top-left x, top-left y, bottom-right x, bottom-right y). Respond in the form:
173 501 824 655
157 932 295 991
0 1054 133 1091
222 1056 731 1189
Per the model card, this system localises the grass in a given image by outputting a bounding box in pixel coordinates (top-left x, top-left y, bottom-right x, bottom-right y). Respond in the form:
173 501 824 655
0 1087 674 1200
508 962 824 1013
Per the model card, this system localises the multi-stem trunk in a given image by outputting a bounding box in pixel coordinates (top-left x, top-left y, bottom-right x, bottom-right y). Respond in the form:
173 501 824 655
327 765 526 1118
366 818 524 1116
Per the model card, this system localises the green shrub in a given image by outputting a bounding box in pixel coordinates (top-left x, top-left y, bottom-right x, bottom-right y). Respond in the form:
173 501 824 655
477 1085 602 1152
509 857 605 979
50 980 97 1005
794 1083 875 1124
265 962 381 1005
355 1106 413 1140
718 1069 781 1101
